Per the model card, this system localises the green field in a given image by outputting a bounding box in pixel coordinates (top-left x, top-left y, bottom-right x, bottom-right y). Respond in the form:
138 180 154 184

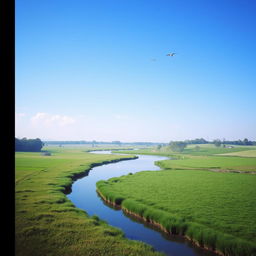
99 145 256 255
156 155 256 172
15 147 163 256
218 149 256 158
16 145 256 256
113 145 256 172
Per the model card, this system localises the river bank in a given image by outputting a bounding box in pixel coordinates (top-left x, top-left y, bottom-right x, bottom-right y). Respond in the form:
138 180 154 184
15 148 163 256
69 151 218 256
96 167 256 256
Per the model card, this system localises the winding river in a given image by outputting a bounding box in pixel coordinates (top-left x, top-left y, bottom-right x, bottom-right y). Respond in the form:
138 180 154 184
67 150 216 256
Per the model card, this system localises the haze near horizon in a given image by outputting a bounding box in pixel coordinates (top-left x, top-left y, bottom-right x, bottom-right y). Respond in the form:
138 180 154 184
15 0 256 142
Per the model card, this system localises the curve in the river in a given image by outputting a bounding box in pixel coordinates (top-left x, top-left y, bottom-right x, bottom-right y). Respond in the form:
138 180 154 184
67 150 216 256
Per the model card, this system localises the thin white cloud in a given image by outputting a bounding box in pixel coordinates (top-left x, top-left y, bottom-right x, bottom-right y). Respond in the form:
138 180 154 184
31 112 75 127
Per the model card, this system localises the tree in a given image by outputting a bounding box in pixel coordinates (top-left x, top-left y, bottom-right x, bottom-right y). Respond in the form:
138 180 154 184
243 138 249 145
169 141 187 152
92 140 97 147
213 139 222 147
15 138 44 152
157 144 162 150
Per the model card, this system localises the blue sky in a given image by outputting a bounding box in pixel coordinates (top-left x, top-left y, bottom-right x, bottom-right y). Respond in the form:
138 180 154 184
15 0 256 142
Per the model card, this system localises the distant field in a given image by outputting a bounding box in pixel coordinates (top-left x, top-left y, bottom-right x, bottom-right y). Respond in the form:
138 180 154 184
183 145 256 156
157 155 256 172
113 145 256 172
15 147 162 256
218 149 256 157
97 170 256 255
113 144 256 156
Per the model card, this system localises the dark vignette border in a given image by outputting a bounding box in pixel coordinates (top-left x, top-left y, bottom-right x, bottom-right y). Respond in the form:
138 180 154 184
1 0 15 254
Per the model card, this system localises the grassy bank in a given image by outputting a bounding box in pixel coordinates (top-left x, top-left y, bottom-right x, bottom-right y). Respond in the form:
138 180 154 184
15 147 163 256
97 170 256 255
99 145 256 255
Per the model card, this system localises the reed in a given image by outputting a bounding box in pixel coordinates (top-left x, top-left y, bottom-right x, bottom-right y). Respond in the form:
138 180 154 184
96 168 256 256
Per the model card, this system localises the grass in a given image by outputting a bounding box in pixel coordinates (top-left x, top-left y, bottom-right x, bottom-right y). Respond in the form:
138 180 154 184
16 144 256 255
183 144 256 156
218 149 256 157
97 170 256 255
15 147 163 256
113 144 256 172
156 155 256 172
113 144 256 156
98 145 256 255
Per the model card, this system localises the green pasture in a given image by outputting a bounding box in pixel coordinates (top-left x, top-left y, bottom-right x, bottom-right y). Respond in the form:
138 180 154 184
157 155 256 172
97 170 256 255
16 144 256 256
113 144 256 156
183 145 256 156
218 149 256 157
15 147 163 256
113 145 256 172
101 145 256 255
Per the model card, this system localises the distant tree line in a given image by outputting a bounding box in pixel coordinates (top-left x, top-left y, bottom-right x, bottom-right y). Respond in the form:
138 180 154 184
212 138 255 147
178 138 255 147
15 138 44 152
43 138 255 148
184 138 255 146
43 140 166 146
156 137 256 153
222 138 255 146
184 138 209 144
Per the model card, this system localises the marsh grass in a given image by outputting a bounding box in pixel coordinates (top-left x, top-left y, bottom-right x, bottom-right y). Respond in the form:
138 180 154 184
97 169 256 256
15 147 163 256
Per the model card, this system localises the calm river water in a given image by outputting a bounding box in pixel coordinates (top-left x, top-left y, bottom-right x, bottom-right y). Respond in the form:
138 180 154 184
67 151 216 256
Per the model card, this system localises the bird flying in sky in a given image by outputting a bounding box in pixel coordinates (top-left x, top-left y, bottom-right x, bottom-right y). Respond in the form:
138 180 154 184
166 52 176 56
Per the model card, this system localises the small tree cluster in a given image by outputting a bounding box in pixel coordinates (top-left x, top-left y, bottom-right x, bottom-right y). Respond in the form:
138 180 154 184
213 139 222 147
15 138 44 152
169 141 187 152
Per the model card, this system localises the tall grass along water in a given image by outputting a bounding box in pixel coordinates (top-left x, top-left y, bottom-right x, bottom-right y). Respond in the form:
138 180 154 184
67 151 216 256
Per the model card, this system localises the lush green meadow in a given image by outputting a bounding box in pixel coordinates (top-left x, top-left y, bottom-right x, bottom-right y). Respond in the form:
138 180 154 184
113 144 256 157
156 155 256 172
113 145 256 172
218 149 256 158
99 145 256 255
16 144 256 256
15 147 163 256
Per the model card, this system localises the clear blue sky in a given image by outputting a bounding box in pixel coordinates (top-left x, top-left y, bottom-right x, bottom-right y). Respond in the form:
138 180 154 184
15 0 256 142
